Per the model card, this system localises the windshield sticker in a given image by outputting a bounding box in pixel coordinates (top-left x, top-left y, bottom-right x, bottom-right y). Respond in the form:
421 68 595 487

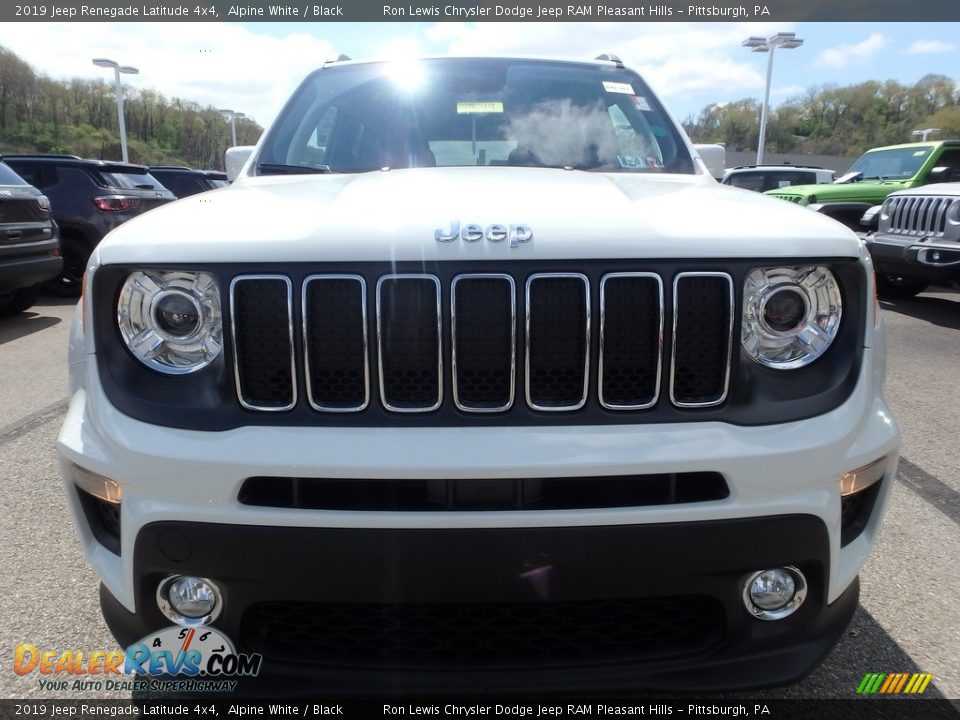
618 155 647 169
630 96 652 111
603 81 635 96
913 150 928 156
457 101 504 114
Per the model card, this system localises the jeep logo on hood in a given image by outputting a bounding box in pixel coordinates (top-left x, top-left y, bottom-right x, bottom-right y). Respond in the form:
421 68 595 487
434 220 533 248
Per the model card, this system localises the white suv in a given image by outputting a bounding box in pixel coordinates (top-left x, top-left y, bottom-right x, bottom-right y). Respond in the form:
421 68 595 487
723 165 836 193
59 56 899 693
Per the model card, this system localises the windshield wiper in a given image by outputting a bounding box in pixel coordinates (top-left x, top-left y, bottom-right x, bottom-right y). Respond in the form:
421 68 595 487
257 163 334 175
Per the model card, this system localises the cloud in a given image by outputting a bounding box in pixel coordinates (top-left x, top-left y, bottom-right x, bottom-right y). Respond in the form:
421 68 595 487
907 40 956 55
818 33 887 68
3 23 337 128
423 22 785 103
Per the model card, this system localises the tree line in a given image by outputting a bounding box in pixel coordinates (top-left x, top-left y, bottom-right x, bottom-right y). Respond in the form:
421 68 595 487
0 45 262 170
683 74 960 155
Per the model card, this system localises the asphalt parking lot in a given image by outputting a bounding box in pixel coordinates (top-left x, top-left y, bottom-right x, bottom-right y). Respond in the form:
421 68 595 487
0 289 957 701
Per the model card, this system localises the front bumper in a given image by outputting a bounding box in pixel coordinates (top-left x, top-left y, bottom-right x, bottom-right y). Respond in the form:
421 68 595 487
866 234 960 282
59 332 898 691
100 516 859 693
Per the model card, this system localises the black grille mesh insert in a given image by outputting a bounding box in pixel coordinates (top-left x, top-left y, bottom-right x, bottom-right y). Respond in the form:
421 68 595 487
232 278 294 409
453 276 514 410
672 275 732 406
304 277 367 410
243 596 724 666
527 275 588 409
378 277 441 410
601 275 661 408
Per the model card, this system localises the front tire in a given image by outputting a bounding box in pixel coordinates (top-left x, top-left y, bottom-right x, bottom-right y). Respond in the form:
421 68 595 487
0 284 43 316
876 273 928 299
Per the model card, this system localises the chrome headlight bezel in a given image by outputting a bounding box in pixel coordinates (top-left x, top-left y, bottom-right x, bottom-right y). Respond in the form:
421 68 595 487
117 270 223 374
742 266 842 370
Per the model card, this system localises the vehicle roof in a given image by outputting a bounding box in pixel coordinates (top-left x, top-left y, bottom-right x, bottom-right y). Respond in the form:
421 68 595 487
1 154 151 172
864 140 960 152
320 54 625 71
149 166 196 172
727 165 828 171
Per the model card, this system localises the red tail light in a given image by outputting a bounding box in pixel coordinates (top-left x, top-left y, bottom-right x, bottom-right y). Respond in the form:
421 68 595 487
93 196 142 212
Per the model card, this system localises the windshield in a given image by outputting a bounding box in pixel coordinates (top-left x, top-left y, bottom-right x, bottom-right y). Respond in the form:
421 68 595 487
259 58 694 174
847 147 931 180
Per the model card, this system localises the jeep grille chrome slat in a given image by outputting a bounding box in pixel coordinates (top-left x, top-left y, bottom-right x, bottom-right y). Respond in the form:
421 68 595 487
230 275 296 412
451 274 516 412
525 273 590 412
302 275 369 412
887 195 955 237
670 272 733 408
376 275 443 413
599 273 663 410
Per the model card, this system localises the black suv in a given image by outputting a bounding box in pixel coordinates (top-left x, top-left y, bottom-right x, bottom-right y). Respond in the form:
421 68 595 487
0 160 61 315
2 155 175 296
148 166 228 198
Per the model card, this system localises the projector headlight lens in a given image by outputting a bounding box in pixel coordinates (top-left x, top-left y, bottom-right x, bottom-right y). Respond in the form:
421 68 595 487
118 270 222 374
742 266 842 369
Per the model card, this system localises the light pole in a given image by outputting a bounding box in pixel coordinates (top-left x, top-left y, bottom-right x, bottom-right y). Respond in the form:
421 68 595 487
92 58 139 163
912 128 940 142
742 32 803 165
218 109 246 147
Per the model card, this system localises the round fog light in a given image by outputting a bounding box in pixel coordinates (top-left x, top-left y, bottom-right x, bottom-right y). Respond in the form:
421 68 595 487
157 575 222 626
742 566 806 621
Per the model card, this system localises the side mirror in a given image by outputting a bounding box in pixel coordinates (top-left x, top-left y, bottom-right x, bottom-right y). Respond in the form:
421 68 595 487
225 146 255 182
927 166 950 183
860 204 882 230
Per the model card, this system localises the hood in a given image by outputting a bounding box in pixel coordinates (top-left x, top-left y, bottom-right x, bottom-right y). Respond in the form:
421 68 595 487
767 179 912 203
882 182 960 198
97 167 862 265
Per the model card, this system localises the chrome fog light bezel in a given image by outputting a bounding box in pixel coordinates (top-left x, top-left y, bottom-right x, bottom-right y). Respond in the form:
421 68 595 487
156 575 223 627
742 566 807 621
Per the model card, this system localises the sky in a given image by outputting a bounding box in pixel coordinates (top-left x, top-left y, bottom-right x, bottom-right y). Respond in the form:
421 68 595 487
3 22 958 131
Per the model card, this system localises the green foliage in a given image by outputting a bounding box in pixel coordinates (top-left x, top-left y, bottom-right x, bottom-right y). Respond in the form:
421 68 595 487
0 45 263 170
683 74 959 155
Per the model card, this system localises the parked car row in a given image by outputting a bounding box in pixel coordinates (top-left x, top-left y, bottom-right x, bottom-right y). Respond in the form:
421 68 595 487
0 155 229 308
720 141 960 300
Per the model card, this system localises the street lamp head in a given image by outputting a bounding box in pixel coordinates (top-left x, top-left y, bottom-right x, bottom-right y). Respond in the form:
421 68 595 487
217 108 235 115
235 112 246 120
92 58 118 68
118 66 139 75
742 37 767 48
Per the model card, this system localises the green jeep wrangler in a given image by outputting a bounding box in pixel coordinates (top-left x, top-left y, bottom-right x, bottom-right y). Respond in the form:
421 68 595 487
765 140 960 230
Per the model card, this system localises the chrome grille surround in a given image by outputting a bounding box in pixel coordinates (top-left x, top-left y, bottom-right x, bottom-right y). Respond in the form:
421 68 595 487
669 272 734 409
598 272 664 411
524 272 591 412
301 274 369 413
375 274 443 413
229 274 296 412
450 273 517 413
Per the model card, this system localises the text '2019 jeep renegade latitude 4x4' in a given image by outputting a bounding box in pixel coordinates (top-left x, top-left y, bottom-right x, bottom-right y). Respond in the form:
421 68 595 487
59 56 900 693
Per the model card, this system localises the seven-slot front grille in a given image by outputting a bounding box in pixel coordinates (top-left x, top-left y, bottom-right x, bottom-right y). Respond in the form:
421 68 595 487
229 271 734 416
886 195 956 236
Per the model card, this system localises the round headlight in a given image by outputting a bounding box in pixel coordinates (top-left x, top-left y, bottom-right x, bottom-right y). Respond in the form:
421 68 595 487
742 266 842 369
118 270 222 374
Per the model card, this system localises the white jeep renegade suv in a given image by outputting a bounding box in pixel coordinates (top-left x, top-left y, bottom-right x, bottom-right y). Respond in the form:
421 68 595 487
58 55 900 693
